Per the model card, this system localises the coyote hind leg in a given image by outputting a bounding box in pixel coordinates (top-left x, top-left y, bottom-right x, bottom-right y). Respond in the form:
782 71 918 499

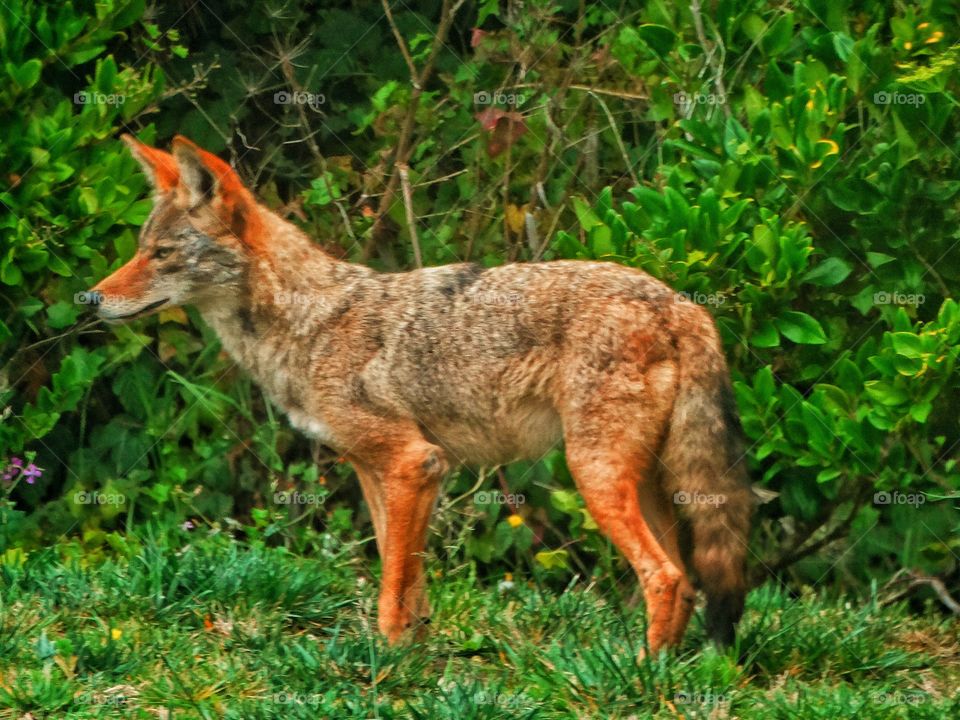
561 358 694 654
566 442 694 655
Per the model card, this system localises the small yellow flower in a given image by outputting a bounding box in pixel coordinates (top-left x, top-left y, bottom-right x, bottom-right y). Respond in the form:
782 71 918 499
926 31 943 44
110 628 122 641
917 22 930 30
507 514 524 528
504 572 513 582
904 41 913 50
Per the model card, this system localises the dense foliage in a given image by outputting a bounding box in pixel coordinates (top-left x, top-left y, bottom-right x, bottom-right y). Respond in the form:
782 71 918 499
1 0 958 606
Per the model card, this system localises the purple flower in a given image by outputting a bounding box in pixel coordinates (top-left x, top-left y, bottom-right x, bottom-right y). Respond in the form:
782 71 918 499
10 457 22 468
181 520 195 531
22 464 42 484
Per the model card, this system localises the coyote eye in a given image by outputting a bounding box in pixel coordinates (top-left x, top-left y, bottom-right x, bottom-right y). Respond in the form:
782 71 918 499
153 247 175 260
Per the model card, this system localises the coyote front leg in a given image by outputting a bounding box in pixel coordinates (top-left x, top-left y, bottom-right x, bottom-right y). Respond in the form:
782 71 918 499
351 437 447 643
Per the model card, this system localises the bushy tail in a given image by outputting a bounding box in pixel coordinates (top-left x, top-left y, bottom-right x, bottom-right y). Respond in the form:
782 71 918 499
660 325 753 646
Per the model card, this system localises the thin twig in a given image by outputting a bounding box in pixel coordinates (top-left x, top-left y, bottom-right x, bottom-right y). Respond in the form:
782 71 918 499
690 0 731 118
381 0 419 84
882 569 960 614
510 83 648 101
588 91 639 186
397 163 422 268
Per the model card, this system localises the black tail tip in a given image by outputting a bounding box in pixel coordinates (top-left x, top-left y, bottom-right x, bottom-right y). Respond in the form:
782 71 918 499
705 591 745 647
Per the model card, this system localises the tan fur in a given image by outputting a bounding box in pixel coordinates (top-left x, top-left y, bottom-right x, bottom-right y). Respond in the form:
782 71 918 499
91 136 753 653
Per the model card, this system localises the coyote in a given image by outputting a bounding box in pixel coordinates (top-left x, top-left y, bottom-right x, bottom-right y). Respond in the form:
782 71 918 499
91 135 752 653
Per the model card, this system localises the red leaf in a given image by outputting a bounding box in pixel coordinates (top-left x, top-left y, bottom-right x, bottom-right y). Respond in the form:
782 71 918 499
475 109 528 157
470 28 488 48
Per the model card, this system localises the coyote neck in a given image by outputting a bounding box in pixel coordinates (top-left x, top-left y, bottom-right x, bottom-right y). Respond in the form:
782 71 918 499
196 213 371 412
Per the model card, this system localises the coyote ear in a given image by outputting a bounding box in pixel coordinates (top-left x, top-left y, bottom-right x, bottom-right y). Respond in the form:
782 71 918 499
121 134 179 192
170 135 262 248
171 135 246 210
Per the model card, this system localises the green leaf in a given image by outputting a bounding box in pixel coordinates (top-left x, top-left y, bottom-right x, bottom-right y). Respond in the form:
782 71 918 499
0 257 23 286
550 489 580 515
754 365 776 404
636 24 676 55
890 332 924 359
534 549 569 571
9 59 42 90
892 112 918 168
776 311 827 344
752 224 777 259
572 196 603 230
832 32 854 62
96 55 118 94
803 257 852 286
910 401 932 423
866 252 895 268
47 253 73 277
47 301 81 329
762 14 794 56
751 320 780 348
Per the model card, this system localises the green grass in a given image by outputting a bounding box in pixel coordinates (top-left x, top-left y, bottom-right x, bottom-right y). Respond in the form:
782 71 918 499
1 531 958 719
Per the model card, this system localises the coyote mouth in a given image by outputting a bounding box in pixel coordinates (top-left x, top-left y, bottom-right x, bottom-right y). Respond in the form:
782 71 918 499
106 298 171 322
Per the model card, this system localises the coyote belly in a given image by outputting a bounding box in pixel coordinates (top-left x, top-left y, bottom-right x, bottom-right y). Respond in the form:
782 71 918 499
91 135 753 655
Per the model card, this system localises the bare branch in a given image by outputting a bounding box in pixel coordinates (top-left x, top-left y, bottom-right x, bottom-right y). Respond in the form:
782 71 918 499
690 0 731 118
397 162 423 268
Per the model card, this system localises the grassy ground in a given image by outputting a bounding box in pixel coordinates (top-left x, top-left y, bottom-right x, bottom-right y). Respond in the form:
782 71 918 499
1 531 958 719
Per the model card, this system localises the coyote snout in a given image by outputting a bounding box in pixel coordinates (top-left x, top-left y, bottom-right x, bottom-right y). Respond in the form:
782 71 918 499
93 134 753 655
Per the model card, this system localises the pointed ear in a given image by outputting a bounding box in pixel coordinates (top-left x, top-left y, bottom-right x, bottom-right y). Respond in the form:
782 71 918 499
170 135 263 249
121 134 179 192
171 135 246 209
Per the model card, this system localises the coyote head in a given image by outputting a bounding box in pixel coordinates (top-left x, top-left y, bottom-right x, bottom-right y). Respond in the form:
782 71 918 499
90 136 262 322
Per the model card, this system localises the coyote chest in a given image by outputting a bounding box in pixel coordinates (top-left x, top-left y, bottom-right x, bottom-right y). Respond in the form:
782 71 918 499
285 407 338 447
